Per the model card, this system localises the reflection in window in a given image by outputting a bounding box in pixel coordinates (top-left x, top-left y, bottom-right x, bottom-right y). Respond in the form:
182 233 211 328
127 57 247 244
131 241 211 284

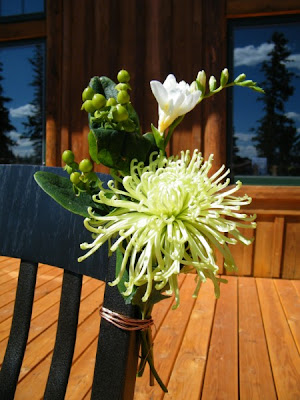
0 41 46 164
229 18 300 182
0 0 44 17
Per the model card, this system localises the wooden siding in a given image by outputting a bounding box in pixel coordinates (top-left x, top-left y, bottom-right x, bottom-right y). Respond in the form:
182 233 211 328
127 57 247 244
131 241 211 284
1 257 300 399
225 186 300 278
45 0 227 169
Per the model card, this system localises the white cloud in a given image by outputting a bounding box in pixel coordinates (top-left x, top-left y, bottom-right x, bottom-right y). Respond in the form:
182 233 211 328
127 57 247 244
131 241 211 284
235 42 300 71
287 54 300 71
234 43 274 67
9 104 37 118
285 111 300 122
237 144 257 159
8 130 34 157
234 132 254 142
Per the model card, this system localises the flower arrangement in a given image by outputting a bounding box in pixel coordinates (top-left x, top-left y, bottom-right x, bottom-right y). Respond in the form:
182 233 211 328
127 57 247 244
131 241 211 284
35 68 263 392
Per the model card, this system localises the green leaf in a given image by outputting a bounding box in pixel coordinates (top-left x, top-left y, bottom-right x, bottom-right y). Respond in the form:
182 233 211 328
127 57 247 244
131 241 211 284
89 127 158 173
88 76 118 100
34 171 108 218
115 247 127 294
132 285 170 310
100 76 118 99
88 129 100 163
151 124 165 150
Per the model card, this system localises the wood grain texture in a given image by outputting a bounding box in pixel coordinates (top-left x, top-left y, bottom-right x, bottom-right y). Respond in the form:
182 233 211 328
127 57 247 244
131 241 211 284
275 279 300 353
164 280 216 400
282 221 300 279
239 277 276 399
227 0 300 17
134 274 197 399
201 276 238 400
257 278 300 400
253 219 274 277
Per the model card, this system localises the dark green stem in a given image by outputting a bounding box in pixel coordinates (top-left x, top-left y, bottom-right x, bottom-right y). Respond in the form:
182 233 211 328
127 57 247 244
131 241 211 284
138 328 168 393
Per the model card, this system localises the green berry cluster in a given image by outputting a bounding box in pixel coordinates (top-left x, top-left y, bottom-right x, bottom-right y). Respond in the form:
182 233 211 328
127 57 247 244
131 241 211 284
62 150 100 194
81 69 138 133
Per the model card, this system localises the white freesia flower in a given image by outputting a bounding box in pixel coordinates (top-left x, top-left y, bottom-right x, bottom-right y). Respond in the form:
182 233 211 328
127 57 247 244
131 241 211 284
79 150 256 308
150 74 202 134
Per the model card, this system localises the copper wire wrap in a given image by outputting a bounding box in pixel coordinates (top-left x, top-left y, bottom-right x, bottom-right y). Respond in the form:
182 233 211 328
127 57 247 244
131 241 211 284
99 306 154 331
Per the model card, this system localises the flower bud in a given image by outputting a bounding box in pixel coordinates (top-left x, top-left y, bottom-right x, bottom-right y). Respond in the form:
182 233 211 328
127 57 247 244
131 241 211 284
234 73 246 83
220 68 229 87
209 76 217 92
196 70 206 92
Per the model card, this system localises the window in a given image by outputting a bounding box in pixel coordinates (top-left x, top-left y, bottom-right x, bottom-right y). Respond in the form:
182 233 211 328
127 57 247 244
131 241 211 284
0 40 46 164
0 0 46 165
0 0 45 19
228 16 300 185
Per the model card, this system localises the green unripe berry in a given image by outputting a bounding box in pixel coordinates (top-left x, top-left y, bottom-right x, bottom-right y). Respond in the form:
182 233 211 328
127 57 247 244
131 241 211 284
112 104 128 122
117 69 130 83
70 172 81 185
82 86 94 102
66 165 73 175
117 90 130 104
115 83 131 91
81 100 96 113
106 97 117 107
62 150 75 164
92 93 106 109
79 158 93 173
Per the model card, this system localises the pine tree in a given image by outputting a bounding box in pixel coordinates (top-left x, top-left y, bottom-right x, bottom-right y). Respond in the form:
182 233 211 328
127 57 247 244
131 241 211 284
252 32 300 175
0 61 16 163
22 44 45 164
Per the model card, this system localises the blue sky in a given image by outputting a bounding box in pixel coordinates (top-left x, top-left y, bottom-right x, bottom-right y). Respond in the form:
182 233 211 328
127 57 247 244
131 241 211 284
232 21 300 160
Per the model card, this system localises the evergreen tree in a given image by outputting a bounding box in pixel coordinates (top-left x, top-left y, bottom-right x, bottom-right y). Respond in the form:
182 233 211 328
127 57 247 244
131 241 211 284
252 32 300 175
0 61 16 163
22 44 45 164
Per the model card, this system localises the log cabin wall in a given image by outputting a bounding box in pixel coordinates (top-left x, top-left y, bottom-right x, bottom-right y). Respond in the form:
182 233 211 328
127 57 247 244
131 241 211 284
4 0 298 278
46 0 228 169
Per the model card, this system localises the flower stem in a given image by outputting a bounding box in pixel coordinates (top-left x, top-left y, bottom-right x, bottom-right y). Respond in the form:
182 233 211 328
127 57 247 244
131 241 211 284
138 328 168 392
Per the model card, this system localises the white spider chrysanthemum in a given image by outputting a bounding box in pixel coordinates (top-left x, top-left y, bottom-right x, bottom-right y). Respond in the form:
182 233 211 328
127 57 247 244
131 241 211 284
79 150 256 307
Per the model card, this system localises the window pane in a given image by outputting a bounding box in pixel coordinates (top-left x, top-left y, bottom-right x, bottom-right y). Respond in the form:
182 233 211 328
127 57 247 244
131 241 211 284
0 0 22 16
24 0 44 14
0 41 46 164
229 19 300 183
0 0 44 17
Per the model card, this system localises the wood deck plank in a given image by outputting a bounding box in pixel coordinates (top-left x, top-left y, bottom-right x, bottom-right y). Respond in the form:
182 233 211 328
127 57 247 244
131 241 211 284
256 278 300 400
164 280 216 400
133 274 198 399
238 277 277 400
201 276 239 400
1 259 300 399
274 279 300 353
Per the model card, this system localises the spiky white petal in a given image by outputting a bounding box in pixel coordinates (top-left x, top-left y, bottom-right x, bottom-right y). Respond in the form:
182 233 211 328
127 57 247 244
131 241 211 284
79 150 256 307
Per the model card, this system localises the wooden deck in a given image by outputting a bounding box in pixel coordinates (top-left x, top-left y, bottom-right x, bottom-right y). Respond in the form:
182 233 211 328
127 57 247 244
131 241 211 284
0 256 300 399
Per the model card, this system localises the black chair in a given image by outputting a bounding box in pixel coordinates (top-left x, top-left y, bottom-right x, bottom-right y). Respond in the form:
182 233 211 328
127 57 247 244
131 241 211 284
0 164 139 400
